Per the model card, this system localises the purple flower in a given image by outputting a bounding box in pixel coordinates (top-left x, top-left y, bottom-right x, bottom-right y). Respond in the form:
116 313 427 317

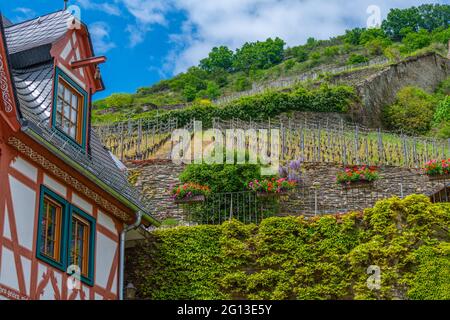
289 159 302 171
278 166 288 177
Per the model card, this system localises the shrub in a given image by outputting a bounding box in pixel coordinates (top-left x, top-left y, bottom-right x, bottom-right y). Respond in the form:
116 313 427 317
234 75 252 92
152 84 356 127
347 54 369 65
179 162 263 194
434 96 450 124
383 87 436 134
323 46 340 57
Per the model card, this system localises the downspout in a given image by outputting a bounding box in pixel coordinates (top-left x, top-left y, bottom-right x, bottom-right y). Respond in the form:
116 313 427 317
119 211 142 300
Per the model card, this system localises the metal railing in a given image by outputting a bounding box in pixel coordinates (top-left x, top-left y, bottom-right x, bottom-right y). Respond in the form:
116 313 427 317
180 172 450 225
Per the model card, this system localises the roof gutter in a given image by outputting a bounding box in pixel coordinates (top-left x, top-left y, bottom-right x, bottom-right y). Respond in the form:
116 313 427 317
119 211 142 300
22 127 160 227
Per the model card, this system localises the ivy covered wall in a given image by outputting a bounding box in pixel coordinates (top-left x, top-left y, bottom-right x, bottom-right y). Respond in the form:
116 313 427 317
126 195 450 300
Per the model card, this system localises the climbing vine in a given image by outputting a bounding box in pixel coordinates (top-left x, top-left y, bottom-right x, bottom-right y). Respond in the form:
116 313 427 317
127 195 450 300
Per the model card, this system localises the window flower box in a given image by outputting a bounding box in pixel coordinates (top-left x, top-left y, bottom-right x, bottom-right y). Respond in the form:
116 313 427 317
174 195 206 204
248 178 296 197
425 159 450 181
171 183 210 205
337 166 379 189
341 180 374 190
256 191 289 198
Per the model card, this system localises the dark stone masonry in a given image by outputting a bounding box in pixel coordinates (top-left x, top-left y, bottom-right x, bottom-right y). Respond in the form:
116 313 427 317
127 160 449 222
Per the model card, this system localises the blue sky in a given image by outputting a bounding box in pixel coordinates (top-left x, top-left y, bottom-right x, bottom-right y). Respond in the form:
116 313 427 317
0 0 443 100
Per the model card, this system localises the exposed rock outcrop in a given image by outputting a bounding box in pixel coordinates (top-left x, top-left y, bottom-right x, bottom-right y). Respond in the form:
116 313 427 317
351 52 450 127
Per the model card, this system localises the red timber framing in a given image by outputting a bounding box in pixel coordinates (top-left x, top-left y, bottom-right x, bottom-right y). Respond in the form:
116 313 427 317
0 133 128 300
50 27 104 150
0 12 141 301
0 21 20 133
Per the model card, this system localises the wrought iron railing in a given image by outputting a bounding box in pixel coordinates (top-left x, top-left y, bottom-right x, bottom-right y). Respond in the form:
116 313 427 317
179 172 450 225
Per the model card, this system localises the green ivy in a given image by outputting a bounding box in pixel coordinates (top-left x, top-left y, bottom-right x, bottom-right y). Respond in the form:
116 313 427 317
127 195 450 300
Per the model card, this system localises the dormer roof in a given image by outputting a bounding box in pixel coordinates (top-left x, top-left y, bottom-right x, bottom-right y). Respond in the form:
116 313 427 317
4 11 71 55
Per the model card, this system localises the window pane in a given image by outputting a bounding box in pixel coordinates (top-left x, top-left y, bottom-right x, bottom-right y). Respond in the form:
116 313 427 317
40 198 62 262
64 103 70 119
55 79 83 144
69 125 76 138
58 84 64 98
64 88 71 103
70 107 78 123
72 94 78 109
70 216 90 277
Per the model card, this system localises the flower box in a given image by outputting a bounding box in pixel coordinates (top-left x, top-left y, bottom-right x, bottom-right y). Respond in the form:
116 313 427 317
174 195 205 204
248 178 297 196
256 191 289 198
336 166 379 187
427 174 450 181
171 183 210 204
424 159 450 179
341 180 374 190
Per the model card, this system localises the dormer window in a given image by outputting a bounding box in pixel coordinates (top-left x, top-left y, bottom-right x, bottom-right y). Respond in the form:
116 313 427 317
52 67 88 149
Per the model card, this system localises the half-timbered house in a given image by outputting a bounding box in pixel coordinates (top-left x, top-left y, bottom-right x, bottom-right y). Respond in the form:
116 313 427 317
0 10 159 300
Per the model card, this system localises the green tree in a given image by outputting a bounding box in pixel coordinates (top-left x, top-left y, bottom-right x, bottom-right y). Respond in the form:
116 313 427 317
344 28 364 45
382 4 450 41
359 28 389 44
205 82 221 100
288 46 309 62
432 26 450 44
183 85 197 102
199 46 234 72
233 38 286 73
382 6 422 40
401 29 432 52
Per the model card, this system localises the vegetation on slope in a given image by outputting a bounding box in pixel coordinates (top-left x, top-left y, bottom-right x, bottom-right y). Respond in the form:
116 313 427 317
126 195 450 300
383 77 450 137
93 4 450 124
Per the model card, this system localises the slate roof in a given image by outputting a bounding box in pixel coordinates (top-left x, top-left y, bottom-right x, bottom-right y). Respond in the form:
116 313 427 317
4 11 71 55
2 11 156 223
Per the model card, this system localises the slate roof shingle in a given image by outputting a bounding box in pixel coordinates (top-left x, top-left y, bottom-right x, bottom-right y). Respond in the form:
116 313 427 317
4 11 72 55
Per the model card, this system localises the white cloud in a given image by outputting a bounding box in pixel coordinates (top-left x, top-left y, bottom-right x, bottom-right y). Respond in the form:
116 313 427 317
118 0 170 46
117 0 442 74
13 7 36 22
125 24 151 47
76 0 121 16
89 22 117 54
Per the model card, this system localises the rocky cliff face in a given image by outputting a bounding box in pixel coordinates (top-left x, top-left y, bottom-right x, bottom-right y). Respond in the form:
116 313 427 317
351 53 450 127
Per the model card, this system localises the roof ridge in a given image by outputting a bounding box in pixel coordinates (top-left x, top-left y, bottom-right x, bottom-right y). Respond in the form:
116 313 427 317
4 10 66 30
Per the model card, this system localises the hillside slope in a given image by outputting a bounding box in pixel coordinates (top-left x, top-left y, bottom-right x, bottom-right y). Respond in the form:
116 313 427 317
352 52 450 126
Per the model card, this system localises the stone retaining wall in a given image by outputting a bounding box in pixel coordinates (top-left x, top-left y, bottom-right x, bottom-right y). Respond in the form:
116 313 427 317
127 161 448 222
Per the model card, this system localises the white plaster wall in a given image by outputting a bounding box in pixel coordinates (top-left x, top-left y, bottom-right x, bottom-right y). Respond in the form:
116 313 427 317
10 156 37 183
44 174 67 198
0 247 19 291
95 233 117 289
9 176 36 250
